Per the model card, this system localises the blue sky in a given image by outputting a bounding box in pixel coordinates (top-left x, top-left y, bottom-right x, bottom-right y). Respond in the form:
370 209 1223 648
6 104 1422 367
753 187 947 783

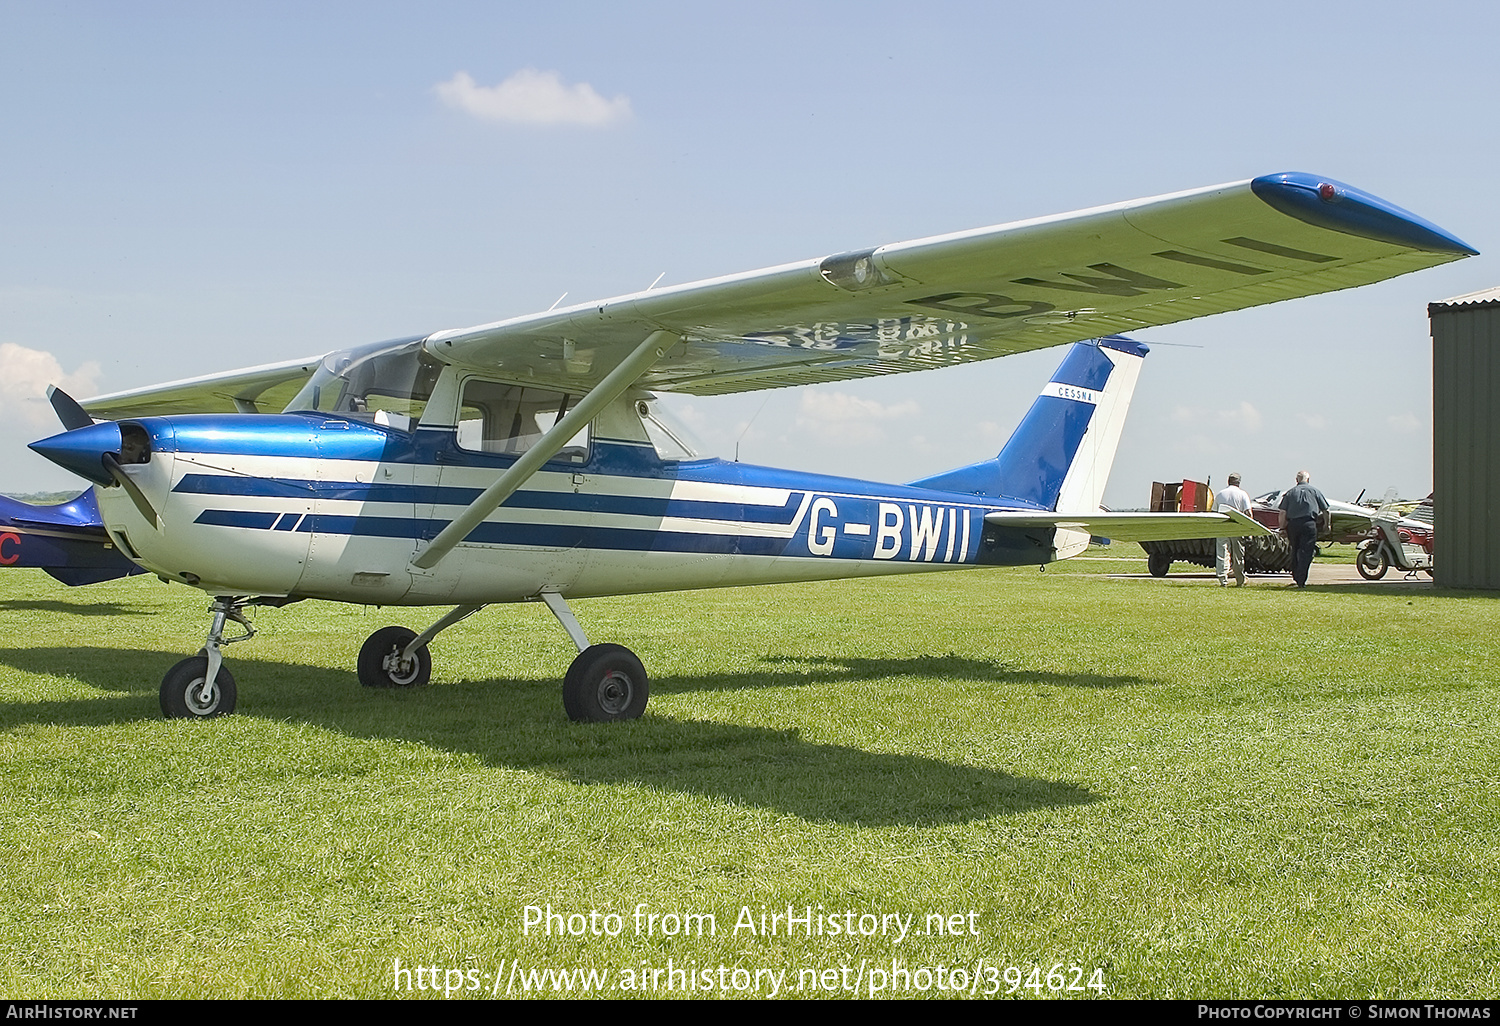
3 1 1496 503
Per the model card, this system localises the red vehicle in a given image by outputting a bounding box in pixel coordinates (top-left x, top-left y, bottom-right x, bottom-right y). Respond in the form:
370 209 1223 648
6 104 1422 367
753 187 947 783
1140 479 1291 577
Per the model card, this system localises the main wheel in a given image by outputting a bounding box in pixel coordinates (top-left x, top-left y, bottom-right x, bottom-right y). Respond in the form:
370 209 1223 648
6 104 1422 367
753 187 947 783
1356 545 1389 581
358 626 431 688
563 644 649 722
1147 553 1171 578
161 655 237 719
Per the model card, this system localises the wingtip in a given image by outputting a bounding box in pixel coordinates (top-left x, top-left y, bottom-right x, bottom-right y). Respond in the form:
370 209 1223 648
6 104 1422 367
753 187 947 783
1251 173 1478 257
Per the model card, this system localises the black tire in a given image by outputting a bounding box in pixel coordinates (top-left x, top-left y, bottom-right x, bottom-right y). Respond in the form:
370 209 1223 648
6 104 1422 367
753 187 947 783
161 655 237 719
1147 553 1171 578
563 644 649 722
358 626 431 688
1356 545 1388 581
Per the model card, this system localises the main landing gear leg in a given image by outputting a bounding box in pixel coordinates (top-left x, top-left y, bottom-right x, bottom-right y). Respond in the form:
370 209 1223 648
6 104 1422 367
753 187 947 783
160 596 253 719
541 592 649 723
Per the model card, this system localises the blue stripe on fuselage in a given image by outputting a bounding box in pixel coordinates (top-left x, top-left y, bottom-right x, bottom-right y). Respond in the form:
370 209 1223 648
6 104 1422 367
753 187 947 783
172 472 808 525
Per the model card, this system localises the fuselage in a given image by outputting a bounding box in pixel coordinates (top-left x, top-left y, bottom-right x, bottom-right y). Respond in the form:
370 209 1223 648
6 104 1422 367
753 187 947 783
93 411 1060 604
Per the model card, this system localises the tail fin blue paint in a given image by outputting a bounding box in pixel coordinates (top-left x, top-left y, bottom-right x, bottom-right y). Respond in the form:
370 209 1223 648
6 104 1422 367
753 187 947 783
0 489 143 585
909 335 1148 512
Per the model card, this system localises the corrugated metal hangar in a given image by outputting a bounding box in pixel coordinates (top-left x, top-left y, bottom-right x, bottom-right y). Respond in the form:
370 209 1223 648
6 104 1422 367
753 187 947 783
1429 288 1500 590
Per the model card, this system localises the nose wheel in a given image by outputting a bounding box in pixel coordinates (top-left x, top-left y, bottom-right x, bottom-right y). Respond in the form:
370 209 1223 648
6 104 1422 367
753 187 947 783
160 597 253 719
160 655 237 719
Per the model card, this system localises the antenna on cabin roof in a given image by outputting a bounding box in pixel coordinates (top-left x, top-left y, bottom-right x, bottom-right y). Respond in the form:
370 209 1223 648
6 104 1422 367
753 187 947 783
734 394 771 463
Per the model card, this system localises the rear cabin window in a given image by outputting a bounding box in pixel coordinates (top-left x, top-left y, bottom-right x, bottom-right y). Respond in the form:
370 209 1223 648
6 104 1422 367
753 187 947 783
455 380 588 463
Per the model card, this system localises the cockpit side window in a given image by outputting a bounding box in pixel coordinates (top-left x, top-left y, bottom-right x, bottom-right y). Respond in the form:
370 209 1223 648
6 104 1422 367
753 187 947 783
455 379 588 463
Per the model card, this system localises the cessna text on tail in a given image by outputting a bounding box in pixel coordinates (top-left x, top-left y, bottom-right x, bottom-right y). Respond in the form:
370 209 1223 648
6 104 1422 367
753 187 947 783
14 172 1474 721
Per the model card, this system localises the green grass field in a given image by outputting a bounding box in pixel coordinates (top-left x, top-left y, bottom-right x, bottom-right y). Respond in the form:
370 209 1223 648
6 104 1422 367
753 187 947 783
1 552 1495 999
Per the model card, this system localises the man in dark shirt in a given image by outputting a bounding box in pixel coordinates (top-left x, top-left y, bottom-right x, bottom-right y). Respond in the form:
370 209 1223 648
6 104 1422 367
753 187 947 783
1279 471 1329 588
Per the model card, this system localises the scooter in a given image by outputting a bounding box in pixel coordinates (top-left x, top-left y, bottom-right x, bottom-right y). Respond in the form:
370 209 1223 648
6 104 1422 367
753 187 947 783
1356 501 1434 580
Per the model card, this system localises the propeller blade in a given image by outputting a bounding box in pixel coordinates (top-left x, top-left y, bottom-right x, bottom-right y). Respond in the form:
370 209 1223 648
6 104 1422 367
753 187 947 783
46 386 95 431
102 452 161 530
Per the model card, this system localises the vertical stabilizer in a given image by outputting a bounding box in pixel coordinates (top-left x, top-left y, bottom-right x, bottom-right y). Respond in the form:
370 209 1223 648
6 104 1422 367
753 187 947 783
908 336 1148 523
1049 337 1146 516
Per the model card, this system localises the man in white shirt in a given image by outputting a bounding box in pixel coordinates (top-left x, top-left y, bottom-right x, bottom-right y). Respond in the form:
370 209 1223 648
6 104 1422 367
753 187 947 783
1214 472 1253 587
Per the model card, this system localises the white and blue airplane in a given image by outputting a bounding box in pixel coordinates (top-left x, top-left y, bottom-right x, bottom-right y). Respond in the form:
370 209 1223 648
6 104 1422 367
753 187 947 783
15 172 1475 721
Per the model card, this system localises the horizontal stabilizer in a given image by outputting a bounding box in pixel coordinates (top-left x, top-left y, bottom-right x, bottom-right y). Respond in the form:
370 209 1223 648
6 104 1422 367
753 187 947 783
983 507 1270 542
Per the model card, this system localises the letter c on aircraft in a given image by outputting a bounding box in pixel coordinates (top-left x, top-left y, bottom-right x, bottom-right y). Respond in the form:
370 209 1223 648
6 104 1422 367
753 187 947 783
0 531 20 565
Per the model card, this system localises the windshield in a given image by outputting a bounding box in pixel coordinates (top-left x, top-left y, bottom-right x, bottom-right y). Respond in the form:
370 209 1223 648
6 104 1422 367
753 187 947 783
283 337 441 430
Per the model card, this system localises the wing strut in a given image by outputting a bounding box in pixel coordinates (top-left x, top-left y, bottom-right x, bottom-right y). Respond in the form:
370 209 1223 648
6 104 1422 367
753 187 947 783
411 329 679 570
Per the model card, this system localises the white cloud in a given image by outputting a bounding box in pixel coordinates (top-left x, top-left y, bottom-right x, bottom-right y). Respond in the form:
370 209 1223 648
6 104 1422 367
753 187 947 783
0 342 100 431
1171 401 1262 433
798 390 918 424
1218 400 1262 433
795 390 919 444
435 70 632 126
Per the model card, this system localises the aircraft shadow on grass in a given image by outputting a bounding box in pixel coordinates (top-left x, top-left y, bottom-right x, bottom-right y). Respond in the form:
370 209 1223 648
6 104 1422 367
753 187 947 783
0 646 1116 826
0 599 156 617
730 654 1149 691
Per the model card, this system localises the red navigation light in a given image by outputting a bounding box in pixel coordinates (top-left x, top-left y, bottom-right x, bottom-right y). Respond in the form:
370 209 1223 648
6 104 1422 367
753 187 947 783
1318 182 1337 201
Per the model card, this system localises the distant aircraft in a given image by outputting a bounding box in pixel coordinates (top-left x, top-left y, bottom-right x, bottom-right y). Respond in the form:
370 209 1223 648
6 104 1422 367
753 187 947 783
11 173 1474 721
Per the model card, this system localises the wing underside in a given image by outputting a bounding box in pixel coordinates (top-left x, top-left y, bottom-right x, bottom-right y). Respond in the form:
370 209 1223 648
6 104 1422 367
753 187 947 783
424 173 1473 397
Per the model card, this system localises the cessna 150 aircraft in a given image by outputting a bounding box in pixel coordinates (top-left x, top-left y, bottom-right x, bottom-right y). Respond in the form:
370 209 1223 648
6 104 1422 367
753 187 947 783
11 172 1475 721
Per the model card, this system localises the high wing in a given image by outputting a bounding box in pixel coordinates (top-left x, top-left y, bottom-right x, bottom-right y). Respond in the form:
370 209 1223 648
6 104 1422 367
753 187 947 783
79 172 1474 417
985 508 1271 542
82 353 324 420
422 172 1474 396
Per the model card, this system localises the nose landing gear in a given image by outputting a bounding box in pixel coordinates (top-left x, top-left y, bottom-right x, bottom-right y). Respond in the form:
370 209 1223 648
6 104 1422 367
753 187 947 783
160 597 254 719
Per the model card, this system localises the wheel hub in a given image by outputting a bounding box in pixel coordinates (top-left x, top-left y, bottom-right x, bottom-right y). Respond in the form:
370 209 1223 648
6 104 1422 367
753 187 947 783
382 649 420 686
184 677 219 716
597 670 634 715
